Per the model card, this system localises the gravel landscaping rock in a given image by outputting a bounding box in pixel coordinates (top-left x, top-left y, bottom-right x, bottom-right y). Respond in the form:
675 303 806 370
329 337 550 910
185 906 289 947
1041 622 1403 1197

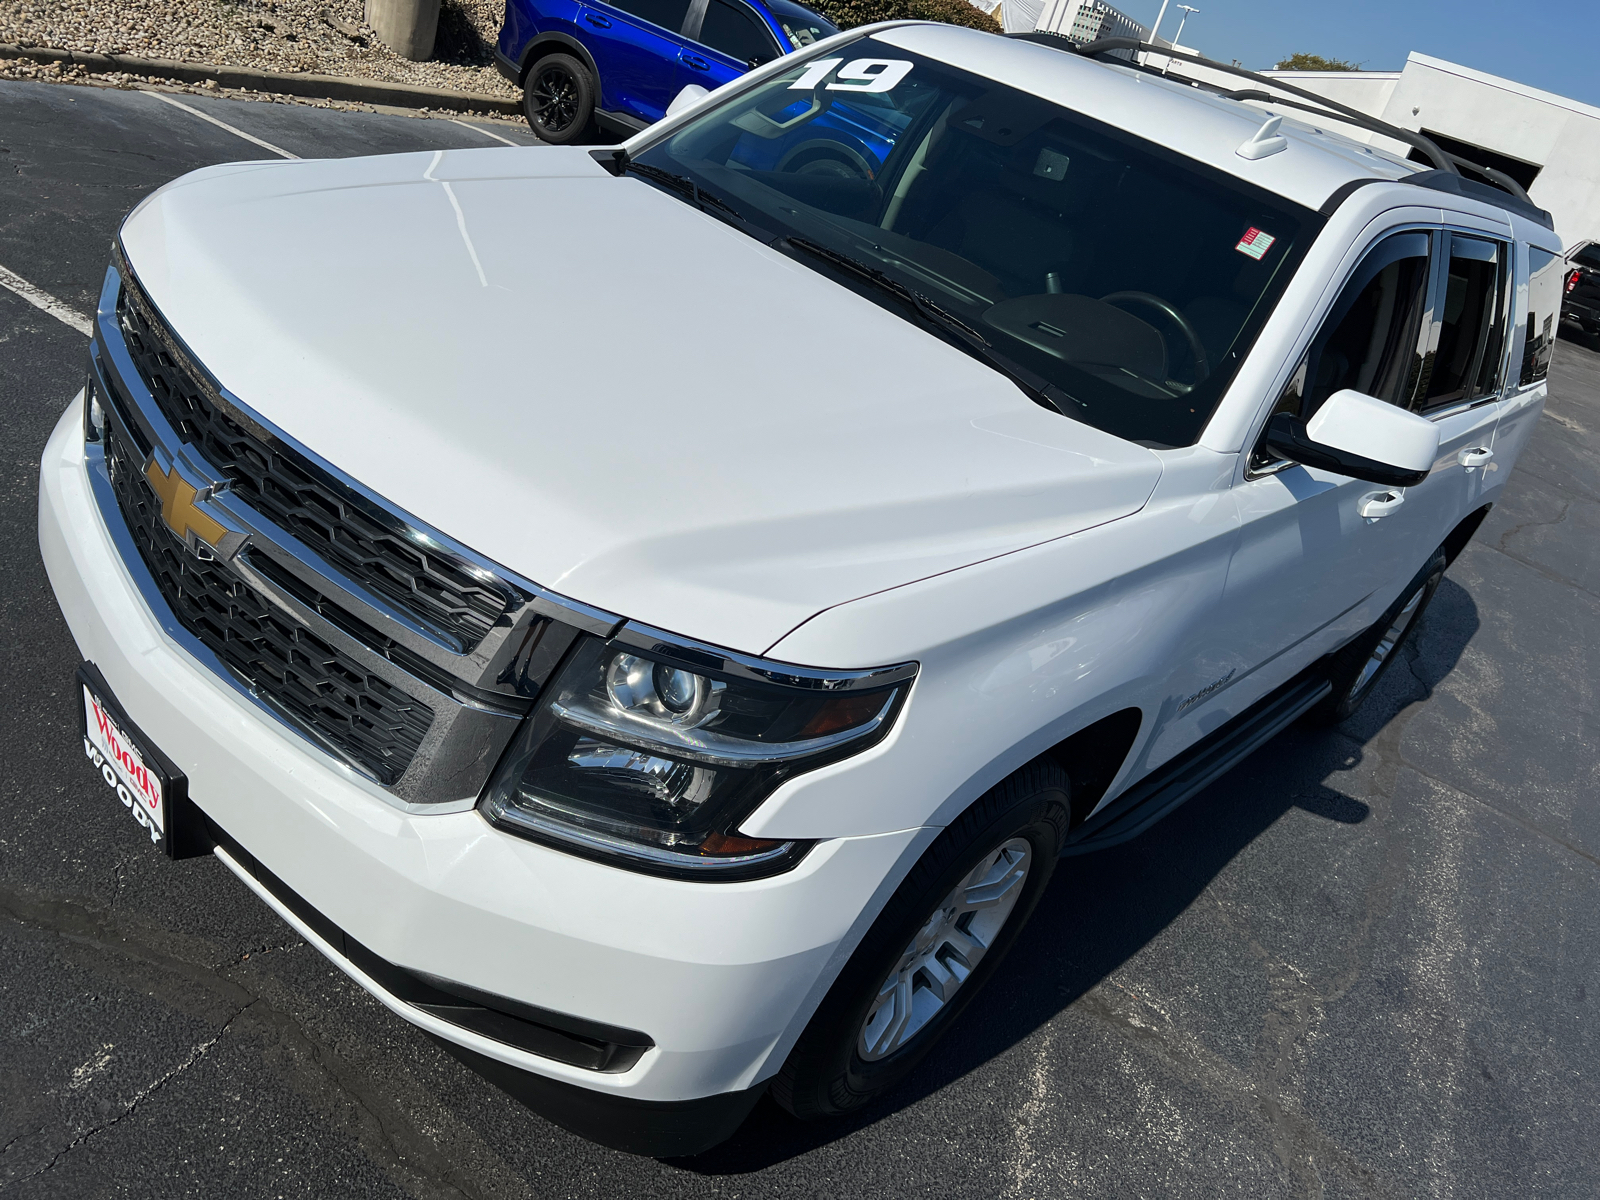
0 0 518 97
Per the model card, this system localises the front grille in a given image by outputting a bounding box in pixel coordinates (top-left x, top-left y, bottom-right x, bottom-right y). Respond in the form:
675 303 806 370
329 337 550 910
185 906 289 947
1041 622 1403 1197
104 424 434 785
115 279 509 652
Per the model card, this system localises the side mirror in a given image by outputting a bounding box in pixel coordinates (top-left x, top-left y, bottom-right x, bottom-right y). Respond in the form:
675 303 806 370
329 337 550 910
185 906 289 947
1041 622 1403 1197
1263 389 1439 488
665 84 709 120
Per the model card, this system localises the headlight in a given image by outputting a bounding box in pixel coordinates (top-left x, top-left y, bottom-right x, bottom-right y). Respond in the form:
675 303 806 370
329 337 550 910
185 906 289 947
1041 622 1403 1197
479 626 917 880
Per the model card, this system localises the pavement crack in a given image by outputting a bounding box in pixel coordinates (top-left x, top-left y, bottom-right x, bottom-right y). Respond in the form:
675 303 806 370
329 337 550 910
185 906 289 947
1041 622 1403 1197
0 1002 252 1192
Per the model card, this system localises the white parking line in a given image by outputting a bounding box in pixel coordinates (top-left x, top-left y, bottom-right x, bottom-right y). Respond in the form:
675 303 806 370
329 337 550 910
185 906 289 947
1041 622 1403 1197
0 264 93 336
447 118 523 147
142 90 299 159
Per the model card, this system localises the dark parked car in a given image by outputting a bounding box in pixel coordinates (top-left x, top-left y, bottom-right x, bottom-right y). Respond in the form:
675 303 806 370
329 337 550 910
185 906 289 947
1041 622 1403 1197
495 0 838 142
1564 241 1600 335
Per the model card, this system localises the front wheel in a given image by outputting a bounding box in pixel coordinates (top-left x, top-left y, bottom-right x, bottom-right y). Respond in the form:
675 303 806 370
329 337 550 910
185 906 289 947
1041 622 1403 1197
771 763 1070 1120
522 54 594 145
1309 546 1447 725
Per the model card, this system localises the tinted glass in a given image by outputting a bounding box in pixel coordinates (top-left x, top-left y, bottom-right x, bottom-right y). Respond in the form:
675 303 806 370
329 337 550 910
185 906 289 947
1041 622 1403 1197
766 0 836 47
698 0 779 62
632 39 1315 447
608 0 692 32
1572 244 1600 270
1420 235 1505 409
1521 247 1561 386
1282 233 1430 424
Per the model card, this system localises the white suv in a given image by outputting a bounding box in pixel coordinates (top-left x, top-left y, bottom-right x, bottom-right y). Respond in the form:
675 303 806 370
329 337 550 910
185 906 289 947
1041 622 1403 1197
39 23 1562 1155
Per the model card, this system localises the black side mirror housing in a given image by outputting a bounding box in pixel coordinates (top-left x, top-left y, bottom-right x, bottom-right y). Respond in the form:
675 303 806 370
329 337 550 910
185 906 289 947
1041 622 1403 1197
1263 413 1431 488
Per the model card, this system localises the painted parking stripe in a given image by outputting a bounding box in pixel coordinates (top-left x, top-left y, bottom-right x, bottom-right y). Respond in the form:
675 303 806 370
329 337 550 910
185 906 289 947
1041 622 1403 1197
0 264 93 336
447 118 523 147
142 90 299 159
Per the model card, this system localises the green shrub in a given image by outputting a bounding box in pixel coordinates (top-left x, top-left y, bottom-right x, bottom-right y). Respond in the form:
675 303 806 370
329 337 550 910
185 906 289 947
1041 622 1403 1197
811 0 1002 36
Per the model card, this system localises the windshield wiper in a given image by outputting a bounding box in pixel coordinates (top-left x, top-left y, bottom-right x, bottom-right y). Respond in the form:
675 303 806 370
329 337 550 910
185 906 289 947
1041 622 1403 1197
778 236 1081 418
622 160 745 221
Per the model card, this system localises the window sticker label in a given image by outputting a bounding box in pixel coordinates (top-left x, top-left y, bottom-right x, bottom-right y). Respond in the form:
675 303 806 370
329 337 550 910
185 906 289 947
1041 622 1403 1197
789 58 913 93
1236 227 1277 259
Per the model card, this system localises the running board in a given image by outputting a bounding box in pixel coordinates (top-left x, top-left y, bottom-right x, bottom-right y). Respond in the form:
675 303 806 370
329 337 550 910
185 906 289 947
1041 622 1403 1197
1061 673 1332 855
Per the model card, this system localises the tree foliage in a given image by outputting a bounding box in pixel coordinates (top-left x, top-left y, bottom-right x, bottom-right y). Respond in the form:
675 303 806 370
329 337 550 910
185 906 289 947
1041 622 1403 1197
810 0 1001 35
1275 52 1361 72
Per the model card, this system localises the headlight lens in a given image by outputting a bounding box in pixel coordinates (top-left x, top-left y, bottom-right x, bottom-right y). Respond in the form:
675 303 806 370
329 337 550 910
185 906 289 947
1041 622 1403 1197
479 631 916 879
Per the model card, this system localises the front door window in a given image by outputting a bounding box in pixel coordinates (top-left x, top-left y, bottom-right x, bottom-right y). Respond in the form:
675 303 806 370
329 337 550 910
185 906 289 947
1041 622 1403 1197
1251 231 1431 471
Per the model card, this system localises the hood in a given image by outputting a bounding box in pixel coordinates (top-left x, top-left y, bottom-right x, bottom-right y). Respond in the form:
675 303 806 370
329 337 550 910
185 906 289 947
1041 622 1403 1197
120 146 1162 656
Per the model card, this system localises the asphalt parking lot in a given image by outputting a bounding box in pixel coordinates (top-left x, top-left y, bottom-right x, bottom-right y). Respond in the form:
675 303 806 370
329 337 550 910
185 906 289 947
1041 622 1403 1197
3 76 1598 1198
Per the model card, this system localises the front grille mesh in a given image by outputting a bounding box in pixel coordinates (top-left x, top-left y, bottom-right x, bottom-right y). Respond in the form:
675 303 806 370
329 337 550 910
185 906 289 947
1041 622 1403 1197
115 280 509 651
105 424 434 785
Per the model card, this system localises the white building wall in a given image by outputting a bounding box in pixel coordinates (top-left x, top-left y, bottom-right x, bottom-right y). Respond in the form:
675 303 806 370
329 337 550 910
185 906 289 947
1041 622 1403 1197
1262 53 1600 248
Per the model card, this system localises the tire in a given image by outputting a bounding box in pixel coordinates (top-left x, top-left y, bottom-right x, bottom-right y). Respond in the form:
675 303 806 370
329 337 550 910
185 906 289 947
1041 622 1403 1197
1307 545 1447 725
522 54 595 145
771 762 1071 1120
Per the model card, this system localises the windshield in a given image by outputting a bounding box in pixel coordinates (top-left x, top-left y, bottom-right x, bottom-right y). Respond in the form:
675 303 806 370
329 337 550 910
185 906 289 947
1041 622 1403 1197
765 0 837 47
630 36 1317 446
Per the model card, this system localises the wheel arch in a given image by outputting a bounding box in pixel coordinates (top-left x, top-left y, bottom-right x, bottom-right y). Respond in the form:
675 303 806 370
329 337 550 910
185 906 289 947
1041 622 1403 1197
517 32 601 86
1442 502 1493 565
1037 706 1144 827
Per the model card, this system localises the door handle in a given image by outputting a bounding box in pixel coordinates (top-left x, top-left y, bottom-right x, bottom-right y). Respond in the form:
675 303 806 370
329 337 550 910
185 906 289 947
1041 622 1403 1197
1358 490 1406 520
1458 445 1494 468
680 52 710 70
584 12 611 26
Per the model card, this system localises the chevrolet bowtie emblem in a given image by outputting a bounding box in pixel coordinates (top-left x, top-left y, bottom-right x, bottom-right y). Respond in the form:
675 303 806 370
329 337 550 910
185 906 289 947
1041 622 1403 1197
144 459 228 551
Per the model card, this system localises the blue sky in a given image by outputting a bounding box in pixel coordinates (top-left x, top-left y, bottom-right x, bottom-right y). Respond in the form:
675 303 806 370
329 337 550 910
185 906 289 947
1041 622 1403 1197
1140 0 1600 109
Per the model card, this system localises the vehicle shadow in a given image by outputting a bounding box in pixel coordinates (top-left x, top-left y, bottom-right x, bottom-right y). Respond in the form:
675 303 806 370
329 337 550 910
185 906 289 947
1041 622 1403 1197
673 576 1481 1173
1558 319 1600 354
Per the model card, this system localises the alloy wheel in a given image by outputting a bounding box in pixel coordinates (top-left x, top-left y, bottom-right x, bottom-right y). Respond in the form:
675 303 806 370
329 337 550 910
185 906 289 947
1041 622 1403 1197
529 66 579 134
857 837 1032 1061
1350 571 1437 701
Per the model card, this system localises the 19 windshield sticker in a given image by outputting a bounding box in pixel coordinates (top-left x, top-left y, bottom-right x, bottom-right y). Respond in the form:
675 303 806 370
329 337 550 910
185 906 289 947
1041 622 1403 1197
790 58 914 93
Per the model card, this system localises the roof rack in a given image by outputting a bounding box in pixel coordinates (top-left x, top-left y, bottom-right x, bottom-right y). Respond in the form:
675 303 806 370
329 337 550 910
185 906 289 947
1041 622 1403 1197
1007 33 1553 224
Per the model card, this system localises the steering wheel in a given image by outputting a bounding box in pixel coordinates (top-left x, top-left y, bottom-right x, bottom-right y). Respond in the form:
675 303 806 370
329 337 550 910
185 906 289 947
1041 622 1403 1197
1098 291 1210 384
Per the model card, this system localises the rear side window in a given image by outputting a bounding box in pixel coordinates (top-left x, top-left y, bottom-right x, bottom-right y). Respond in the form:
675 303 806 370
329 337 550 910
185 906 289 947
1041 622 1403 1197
608 0 692 33
1521 247 1562 386
1418 233 1508 411
696 0 779 63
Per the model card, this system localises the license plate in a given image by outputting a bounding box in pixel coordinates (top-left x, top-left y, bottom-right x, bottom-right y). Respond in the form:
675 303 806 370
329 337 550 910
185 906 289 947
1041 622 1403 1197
77 663 188 858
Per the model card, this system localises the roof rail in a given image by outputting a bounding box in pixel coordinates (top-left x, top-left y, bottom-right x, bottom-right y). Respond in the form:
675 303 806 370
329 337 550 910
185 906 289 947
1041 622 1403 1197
1061 36 1458 172
1005 32 1555 226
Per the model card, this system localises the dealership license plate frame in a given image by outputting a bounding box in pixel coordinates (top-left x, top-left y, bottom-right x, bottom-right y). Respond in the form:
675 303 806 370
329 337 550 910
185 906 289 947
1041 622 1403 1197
77 662 191 859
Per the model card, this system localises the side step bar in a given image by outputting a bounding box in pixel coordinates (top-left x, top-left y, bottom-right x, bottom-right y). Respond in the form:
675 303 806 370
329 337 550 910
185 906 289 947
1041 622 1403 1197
1061 673 1332 855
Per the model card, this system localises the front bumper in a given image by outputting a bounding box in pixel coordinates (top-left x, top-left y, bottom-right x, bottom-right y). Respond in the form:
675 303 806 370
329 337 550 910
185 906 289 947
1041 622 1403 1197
38 394 926 1149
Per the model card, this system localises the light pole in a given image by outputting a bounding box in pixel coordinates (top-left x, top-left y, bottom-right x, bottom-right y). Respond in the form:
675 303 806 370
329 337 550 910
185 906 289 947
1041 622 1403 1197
1149 0 1171 43
1172 3 1198 48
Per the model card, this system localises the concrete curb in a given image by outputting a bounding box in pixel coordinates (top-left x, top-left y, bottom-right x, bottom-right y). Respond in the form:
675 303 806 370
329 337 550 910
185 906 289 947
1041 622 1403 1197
0 42 522 115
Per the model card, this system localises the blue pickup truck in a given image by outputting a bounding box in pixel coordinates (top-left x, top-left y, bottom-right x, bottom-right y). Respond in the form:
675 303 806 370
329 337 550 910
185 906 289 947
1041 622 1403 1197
495 0 841 142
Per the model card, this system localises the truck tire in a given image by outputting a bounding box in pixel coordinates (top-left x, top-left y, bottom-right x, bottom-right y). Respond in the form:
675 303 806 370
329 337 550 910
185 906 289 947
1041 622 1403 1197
771 762 1071 1120
1309 546 1447 725
522 54 595 144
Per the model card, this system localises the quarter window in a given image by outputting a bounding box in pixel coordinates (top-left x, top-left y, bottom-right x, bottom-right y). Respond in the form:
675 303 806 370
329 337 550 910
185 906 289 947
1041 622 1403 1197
1521 247 1562 386
696 0 779 63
